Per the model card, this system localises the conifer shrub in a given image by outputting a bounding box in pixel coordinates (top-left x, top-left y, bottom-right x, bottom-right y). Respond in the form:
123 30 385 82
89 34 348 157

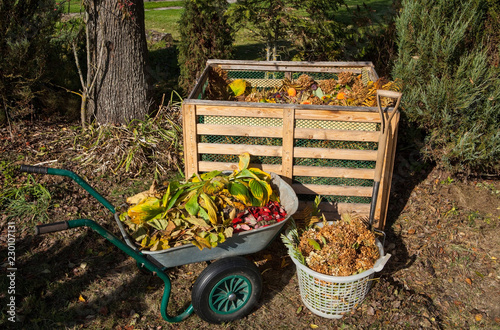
177 0 234 94
0 0 61 123
393 0 500 175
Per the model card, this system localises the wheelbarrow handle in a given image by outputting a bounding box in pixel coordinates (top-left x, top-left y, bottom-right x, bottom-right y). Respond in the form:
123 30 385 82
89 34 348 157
20 165 49 174
35 221 69 235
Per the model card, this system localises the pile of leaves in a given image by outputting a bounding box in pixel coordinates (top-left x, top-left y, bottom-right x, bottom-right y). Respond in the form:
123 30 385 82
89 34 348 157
119 153 287 251
283 214 380 276
207 68 401 107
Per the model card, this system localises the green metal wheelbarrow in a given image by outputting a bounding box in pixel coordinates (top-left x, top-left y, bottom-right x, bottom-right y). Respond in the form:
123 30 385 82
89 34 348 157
20 165 298 324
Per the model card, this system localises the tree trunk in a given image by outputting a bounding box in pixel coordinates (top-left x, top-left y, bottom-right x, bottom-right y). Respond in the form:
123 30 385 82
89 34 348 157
85 0 151 125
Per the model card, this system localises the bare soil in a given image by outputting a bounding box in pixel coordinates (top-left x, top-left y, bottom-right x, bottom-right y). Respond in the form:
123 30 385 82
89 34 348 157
1 118 499 329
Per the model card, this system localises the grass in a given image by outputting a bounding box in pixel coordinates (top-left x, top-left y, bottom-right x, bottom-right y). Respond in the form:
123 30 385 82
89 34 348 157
63 1 185 14
144 1 184 10
145 9 183 40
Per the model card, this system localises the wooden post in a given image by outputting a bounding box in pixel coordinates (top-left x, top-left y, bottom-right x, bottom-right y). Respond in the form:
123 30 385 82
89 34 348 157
281 108 295 184
376 111 400 229
182 103 199 179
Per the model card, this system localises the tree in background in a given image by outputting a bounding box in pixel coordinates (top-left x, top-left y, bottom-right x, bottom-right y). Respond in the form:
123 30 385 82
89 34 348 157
228 0 291 61
0 0 61 126
178 0 234 94
393 0 500 175
83 0 152 125
288 0 345 61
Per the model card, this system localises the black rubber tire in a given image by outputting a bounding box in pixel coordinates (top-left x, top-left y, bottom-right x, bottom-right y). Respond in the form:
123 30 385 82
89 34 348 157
191 256 262 324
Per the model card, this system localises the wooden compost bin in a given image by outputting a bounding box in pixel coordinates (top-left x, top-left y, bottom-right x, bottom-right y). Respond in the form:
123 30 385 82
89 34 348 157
182 60 399 230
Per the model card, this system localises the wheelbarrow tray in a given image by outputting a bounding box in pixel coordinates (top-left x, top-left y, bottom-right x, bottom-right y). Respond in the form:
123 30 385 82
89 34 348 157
134 172 299 268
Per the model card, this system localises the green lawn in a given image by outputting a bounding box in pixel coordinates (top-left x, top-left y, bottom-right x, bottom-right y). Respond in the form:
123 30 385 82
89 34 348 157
64 0 184 14
144 1 184 10
145 9 183 40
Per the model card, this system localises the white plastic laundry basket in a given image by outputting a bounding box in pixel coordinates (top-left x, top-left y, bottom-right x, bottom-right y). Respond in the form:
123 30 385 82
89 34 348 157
289 240 391 319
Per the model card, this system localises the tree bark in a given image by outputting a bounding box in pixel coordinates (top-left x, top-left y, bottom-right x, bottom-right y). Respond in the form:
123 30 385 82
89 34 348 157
85 0 151 125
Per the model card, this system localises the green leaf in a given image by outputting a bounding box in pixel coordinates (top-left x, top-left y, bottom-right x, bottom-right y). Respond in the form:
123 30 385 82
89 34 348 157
248 167 271 179
308 239 321 251
166 188 184 210
249 179 265 201
228 182 251 205
234 168 259 180
198 207 209 221
185 192 200 216
200 170 222 181
313 87 324 98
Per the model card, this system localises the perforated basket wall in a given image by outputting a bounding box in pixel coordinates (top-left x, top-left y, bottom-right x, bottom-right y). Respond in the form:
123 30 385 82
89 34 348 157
182 60 399 229
289 240 387 319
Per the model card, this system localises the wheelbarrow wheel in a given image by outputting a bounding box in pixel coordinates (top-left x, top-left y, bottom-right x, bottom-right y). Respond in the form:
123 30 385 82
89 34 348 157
191 256 262 324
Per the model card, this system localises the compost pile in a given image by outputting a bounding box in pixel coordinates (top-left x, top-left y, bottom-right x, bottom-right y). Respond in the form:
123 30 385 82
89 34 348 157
285 215 380 276
206 67 401 107
119 153 287 251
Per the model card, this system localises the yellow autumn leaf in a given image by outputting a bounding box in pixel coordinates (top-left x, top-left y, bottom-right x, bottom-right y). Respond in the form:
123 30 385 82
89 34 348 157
78 294 86 303
310 324 319 329
228 79 248 97
200 193 218 225
238 152 251 171
248 167 271 179
127 197 164 225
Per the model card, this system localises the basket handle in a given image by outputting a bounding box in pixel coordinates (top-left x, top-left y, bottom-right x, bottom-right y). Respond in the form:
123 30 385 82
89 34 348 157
373 253 391 272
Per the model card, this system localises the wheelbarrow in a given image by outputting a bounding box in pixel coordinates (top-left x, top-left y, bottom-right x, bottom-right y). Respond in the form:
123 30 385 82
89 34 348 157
20 165 298 324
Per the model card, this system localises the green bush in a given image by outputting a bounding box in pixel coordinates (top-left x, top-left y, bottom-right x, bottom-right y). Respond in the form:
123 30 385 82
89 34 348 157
177 0 234 94
393 0 500 175
0 0 62 123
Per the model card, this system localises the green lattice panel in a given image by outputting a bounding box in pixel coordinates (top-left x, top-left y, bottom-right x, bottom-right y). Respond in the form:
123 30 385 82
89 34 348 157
199 135 282 146
200 154 282 165
297 194 371 204
293 158 375 169
293 176 373 187
295 139 378 151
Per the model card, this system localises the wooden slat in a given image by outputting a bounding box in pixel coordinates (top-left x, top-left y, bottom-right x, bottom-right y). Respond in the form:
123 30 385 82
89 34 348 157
293 165 374 179
292 184 373 196
196 105 284 118
294 147 377 161
295 127 379 142
282 108 295 183
198 161 282 174
197 124 282 138
295 109 381 122
198 143 282 157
